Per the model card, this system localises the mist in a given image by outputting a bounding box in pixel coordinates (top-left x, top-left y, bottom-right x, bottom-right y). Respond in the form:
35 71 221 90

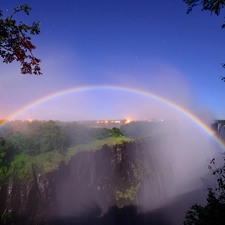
1 0 225 224
1 63 223 225
6 65 221 186
41 57 220 225
60 71 222 222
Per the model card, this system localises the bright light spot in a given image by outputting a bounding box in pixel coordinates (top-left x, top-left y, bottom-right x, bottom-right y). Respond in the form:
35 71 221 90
125 119 131 124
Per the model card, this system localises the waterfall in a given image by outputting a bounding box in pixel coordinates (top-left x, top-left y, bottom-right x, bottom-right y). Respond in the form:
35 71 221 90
219 124 225 141
216 123 225 142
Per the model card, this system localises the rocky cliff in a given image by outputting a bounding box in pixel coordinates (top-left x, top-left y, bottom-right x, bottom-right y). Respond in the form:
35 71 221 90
0 137 173 225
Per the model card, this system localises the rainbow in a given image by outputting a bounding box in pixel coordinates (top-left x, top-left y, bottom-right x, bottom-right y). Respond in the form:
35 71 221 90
1 85 224 150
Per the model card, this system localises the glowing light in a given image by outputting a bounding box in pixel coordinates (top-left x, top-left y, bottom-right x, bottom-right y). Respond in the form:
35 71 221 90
1 85 224 150
125 119 131 124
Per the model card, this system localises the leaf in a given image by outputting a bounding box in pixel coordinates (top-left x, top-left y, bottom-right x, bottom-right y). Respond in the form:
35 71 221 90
0 4 42 75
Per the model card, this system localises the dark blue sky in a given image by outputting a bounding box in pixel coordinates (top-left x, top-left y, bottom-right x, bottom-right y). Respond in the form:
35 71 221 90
1 0 225 121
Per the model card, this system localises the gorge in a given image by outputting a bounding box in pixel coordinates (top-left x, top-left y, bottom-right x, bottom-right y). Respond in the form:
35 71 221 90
0 120 223 225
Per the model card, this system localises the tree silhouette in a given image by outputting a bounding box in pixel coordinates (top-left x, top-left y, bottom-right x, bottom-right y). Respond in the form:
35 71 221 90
0 4 42 75
183 0 225 81
183 157 225 225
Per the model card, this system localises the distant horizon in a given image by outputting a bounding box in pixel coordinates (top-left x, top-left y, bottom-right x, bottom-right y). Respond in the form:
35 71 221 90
1 117 224 123
1 0 225 122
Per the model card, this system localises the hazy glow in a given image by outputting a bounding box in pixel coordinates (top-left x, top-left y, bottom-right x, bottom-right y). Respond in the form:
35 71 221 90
1 1 225 222
1 84 224 153
125 119 131 123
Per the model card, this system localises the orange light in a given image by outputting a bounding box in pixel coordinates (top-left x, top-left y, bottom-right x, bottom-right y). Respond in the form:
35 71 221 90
125 119 131 124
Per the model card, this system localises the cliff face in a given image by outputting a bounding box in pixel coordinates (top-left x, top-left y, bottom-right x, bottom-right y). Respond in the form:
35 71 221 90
211 123 225 141
0 138 172 225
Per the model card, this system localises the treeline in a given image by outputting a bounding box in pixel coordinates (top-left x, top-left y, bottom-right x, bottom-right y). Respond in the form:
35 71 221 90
216 120 225 125
0 120 168 182
0 120 170 158
0 120 124 156
0 120 124 180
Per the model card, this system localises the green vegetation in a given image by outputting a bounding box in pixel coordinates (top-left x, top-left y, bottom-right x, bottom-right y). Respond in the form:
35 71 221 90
7 120 67 155
7 154 34 182
65 136 132 163
116 183 141 208
0 4 41 75
0 137 17 181
0 120 132 183
182 1 225 222
7 151 64 182
216 120 225 125
116 183 141 201
110 127 123 137
1 211 12 224
184 157 225 225
0 120 168 185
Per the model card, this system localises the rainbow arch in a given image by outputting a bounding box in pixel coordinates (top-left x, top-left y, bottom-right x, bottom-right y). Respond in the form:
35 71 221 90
1 85 224 150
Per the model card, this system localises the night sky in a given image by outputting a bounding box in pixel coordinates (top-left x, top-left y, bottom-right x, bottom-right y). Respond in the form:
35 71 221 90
1 0 225 121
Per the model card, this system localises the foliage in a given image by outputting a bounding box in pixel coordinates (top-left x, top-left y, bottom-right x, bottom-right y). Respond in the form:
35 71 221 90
7 153 34 182
89 127 112 140
0 123 14 140
9 131 39 155
0 120 133 182
0 137 7 172
183 156 225 225
33 151 63 174
40 120 67 154
1 211 12 225
6 137 132 182
183 0 225 15
183 0 225 81
0 4 41 75
111 127 123 137
65 136 133 163
216 120 225 125
8 120 67 155
116 183 141 208
100 136 133 147
116 184 141 201
1 120 127 157
0 137 17 180
7 151 63 182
